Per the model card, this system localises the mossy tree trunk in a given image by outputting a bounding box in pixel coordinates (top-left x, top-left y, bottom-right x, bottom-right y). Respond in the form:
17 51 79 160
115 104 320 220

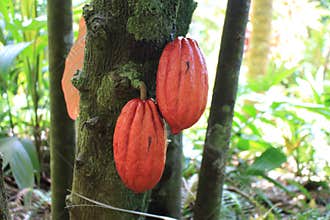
69 1 195 219
0 154 9 220
194 1 250 219
47 0 75 219
246 0 273 81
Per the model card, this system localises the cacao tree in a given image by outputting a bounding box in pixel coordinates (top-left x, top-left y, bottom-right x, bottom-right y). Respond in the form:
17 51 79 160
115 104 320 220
68 1 196 219
47 0 75 219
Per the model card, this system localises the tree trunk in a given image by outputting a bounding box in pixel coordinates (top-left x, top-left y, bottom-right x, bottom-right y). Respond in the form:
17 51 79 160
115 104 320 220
194 1 250 220
69 1 195 219
246 0 273 80
47 1 75 219
147 133 182 219
0 154 9 220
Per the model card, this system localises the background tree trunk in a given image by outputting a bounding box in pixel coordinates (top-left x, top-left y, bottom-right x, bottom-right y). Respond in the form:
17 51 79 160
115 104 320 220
246 0 273 81
0 154 9 220
194 1 250 220
47 0 75 219
69 1 195 219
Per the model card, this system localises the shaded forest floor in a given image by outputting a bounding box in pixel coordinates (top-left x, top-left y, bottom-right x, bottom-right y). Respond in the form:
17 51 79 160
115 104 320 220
4 173 330 220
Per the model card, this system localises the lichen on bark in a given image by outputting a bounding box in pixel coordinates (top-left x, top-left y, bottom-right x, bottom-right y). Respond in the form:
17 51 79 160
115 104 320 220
97 62 142 111
176 0 197 36
127 0 178 41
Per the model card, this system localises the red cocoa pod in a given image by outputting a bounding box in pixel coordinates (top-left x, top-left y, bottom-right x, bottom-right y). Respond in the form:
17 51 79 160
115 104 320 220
61 17 86 120
156 37 208 134
113 98 167 193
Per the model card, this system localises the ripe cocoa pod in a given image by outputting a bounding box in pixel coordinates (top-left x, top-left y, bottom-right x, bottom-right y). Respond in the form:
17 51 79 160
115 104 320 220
113 98 167 193
61 17 86 120
156 37 208 134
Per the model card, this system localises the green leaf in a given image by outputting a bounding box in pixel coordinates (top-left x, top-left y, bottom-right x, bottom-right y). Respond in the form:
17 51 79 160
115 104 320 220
248 62 296 92
0 42 31 75
247 147 287 173
260 174 291 194
292 102 330 119
20 139 40 173
0 137 34 189
235 134 272 152
259 117 276 126
0 27 5 43
286 179 311 200
242 105 257 118
236 138 250 151
234 111 249 124
21 17 47 31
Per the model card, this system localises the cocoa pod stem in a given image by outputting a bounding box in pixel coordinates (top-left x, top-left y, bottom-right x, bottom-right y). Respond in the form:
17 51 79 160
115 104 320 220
140 81 147 100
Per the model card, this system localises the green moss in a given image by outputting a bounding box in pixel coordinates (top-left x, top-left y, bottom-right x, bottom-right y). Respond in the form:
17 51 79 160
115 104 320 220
208 124 228 149
96 74 114 110
115 62 143 89
96 62 143 110
127 0 177 41
176 0 197 36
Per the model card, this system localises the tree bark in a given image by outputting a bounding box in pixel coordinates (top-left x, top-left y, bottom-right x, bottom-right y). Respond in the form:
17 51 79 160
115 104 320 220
246 0 273 80
147 133 182 219
47 1 75 219
0 154 9 220
194 1 250 220
69 1 195 219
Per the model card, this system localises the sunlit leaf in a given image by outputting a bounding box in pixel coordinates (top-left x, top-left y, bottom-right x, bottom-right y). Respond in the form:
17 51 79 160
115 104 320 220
20 138 40 174
242 105 257 117
247 147 286 173
0 42 31 75
236 138 250 151
292 102 330 119
248 62 296 92
0 137 34 189
21 17 47 31
235 134 272 152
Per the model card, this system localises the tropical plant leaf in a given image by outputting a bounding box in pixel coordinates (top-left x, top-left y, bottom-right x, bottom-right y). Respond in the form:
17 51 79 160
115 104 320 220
247 147 287 173
0 137 34 189
248 62 296 92
293 102 330 119
235 134 272 152
20 138 40 184
0 42 31 75
286 179 312 200
21 17 47 31
260 173 291 194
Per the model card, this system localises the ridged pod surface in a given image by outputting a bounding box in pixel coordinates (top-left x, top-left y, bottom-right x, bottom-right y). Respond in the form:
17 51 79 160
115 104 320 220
113 98 167 193
156 37 208 134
